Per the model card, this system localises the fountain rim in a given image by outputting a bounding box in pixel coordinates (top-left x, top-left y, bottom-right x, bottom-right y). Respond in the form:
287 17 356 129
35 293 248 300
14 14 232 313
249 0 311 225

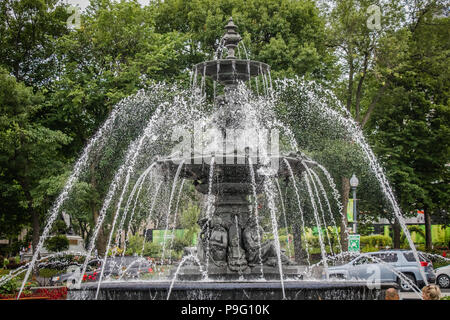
156 154 314 168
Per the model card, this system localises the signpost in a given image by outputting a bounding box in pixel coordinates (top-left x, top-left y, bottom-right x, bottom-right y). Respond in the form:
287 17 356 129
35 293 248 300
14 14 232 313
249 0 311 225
348 234 360 253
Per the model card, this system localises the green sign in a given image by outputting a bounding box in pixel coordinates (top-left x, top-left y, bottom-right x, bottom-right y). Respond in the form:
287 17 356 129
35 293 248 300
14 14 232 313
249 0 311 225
348 234 360 253
152 229 197 245
347 199 354 222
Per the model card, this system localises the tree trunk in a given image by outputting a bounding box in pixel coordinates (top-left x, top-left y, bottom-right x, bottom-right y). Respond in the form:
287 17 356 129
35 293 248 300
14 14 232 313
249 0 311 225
293 221 305 264
93 208 107 256
354 51 369 123
424 206 432 251
393 220 401 249
21 185 39 259
31 209 40 255
346 53 354 112
340 177 350 250
90 161 107 256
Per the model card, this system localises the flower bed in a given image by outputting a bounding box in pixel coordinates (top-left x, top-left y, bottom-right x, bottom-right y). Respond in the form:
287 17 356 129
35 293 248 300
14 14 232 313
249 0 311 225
0 287 67 300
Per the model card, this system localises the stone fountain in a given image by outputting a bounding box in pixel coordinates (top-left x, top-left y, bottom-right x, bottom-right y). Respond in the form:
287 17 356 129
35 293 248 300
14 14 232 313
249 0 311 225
158 17 309 280
67 18 396 300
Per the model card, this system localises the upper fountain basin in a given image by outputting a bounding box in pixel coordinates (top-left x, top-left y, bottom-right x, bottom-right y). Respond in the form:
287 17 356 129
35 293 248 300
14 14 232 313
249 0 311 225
193 59 270 86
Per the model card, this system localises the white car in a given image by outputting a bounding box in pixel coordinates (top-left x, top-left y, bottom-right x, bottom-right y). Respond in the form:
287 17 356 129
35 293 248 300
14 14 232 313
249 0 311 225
435 265 450 289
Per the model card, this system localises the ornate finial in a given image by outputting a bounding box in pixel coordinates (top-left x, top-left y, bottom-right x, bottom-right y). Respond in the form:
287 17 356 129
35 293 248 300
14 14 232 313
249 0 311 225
223 17 241 59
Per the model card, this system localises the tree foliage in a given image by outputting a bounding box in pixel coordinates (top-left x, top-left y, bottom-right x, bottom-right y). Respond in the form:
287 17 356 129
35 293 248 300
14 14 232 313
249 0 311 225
0 0 448 255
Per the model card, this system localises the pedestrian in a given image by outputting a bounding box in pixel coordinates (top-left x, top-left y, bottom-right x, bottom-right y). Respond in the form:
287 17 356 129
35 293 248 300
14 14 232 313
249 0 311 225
422 284 441 300
385 288 399 300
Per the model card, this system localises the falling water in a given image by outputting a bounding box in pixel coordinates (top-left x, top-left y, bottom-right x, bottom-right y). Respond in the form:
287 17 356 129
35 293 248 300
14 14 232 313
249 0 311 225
304 167 334 255
302 168 329 280
17 100 126 298
274 179 292 260
283 158 311 265
248 157 264 277
309 169 343 253
168 179 186 264
161 161 185 262
262 176 286 300
307 160 349 243
138 181 164 271
78 103 166 291
114 163 156 257
203 156 216 277
167 254 205 300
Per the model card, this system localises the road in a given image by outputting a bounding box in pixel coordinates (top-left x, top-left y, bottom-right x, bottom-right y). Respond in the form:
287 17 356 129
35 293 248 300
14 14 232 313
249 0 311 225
399 288 450 300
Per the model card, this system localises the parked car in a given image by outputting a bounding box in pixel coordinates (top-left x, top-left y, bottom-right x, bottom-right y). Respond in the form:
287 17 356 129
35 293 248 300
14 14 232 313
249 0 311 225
325 250 436 291
50 256 154 285
435 264 450 289
50 259 100 285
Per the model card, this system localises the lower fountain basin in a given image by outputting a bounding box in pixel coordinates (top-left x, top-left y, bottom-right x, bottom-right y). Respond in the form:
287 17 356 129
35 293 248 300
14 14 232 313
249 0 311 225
68 280 396 300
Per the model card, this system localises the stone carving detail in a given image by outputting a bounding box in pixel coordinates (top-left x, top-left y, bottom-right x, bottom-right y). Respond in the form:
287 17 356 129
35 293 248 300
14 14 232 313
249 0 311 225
243 216 292 267
227 215 248 272
208 217 228 267
198 207 292 271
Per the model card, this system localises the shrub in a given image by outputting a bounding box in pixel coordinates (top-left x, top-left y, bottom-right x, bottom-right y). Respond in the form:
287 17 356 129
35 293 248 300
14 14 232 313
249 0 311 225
124 235 145 255
307 235 320 248
108 247 124 256
44 235 69 252
38 268 60 278
360 235 392 248
143 242 162 258
5 257 25 270
0 278 18 294
171 238 190 253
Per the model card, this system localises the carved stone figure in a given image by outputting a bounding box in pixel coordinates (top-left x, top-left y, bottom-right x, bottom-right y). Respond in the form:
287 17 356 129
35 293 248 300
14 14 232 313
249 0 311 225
198 216 229 267
243 216 292 267
208 217 228 267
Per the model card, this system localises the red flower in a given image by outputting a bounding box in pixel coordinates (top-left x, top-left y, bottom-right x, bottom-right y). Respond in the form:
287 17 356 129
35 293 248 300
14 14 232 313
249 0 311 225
148 268 153 273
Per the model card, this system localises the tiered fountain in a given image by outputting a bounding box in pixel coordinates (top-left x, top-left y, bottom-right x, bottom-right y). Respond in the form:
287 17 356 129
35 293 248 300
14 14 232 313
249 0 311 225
66 18 395 300
4 17 430 301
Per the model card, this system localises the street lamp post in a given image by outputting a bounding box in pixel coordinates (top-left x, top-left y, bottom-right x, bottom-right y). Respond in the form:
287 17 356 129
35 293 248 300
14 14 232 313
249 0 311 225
350 174 359 234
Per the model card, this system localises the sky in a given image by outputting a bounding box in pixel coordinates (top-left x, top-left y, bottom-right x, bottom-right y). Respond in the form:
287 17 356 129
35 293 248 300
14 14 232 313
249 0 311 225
65 0 151 11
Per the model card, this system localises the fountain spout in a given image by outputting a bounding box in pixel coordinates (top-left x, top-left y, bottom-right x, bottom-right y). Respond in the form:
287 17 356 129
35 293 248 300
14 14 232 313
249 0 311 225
193 18 270 87
223 17 242 59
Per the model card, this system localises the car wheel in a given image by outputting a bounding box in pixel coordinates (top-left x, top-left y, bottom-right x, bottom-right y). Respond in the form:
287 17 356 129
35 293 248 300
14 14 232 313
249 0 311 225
398 273 416 292
437 274 450 289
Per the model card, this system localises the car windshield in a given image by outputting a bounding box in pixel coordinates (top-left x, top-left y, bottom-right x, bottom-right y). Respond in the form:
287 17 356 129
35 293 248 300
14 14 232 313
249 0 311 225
403 252 429 262
372 252 398 263
352 252 398 265
353 256 371 265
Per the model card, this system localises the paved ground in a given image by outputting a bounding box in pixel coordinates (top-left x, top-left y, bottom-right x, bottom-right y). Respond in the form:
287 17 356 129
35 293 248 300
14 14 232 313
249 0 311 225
399 288 449 300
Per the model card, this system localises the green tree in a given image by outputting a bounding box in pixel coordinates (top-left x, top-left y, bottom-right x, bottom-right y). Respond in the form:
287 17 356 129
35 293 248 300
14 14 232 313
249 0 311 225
0 0 69 87
0 67 71 254
152 0 336 80
368 6 450 250
42 0 190 252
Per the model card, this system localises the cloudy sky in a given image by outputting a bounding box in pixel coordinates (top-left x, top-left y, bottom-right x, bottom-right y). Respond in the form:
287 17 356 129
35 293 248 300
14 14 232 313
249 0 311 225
66 0 151 11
